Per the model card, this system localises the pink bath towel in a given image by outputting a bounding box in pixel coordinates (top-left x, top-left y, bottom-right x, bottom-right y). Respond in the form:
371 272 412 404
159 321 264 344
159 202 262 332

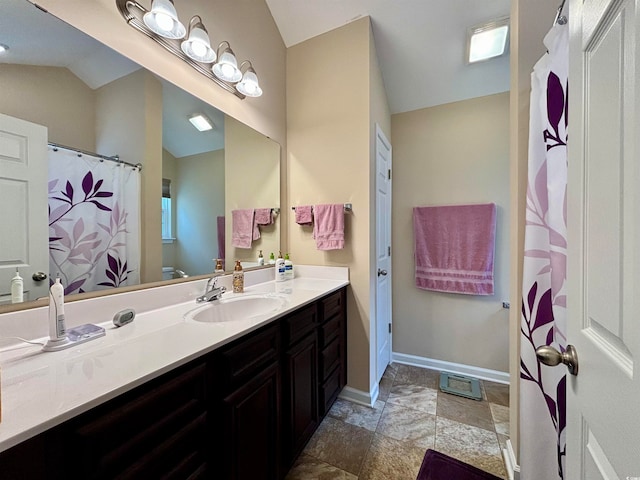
232 209 254 248
295 205 313 225
217 216 225 261
413 203 497 295
313 204 345 250
253 208 273 240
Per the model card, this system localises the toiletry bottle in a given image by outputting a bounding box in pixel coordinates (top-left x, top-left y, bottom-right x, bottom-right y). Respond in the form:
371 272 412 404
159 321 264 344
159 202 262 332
214 258 224 273
275 252 286 282
10 268 23 304
233 260 244 293
258 250 265 266
284 253 294 280
268 252 276 265
49 276 67 341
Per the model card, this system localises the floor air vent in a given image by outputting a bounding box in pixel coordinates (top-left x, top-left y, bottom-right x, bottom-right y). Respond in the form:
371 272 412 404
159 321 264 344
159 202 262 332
439 372 482 401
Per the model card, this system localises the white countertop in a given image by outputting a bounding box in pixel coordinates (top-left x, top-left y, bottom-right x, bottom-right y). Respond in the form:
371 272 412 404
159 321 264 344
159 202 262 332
0 266 349 453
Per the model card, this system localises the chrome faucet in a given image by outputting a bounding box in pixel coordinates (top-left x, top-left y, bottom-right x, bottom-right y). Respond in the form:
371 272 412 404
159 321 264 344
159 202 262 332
196 276 226 303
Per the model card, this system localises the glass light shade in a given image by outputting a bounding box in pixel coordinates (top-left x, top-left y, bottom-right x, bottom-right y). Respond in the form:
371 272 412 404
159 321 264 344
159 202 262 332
143 0 186 39
468 24 508 63
236 69 262 97
181 24 216 63
0 44 8 54
212 48 242 83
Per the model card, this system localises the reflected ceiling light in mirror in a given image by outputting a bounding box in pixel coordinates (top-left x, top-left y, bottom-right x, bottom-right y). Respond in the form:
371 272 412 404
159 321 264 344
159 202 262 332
143 0 186 39
0 44 9 54
188 113 214 131
466 17 509 64
181 15 216 63
212 41 242 83
236 61 263 98
117 0 262 98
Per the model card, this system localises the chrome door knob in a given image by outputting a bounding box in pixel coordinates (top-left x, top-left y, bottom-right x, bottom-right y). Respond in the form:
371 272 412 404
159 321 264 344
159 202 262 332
377 269 388 277
536 344 579 376
32 272 48 282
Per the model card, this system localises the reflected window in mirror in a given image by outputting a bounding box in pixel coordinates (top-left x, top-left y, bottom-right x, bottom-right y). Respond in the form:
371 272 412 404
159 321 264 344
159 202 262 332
161 178 174 243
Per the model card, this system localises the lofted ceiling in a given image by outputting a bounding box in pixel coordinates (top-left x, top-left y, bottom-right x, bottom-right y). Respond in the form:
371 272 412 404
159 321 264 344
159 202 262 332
265 0 511 114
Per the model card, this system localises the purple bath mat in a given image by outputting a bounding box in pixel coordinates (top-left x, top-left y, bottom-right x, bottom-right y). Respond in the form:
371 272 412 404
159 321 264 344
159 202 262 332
416 449 502 480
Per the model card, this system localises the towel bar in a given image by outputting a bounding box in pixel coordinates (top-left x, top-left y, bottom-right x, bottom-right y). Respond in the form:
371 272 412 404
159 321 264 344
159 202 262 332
291 204 352 213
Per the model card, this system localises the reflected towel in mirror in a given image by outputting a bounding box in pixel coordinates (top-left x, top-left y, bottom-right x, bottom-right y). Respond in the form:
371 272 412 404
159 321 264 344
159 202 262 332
232 209 254 248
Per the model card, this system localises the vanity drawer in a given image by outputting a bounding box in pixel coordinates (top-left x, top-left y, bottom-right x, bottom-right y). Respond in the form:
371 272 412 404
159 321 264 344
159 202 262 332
217 323 280 390
283 303 318 346
319 365 343 417
320 337 342 381
319 314 341 348
320 290 344 323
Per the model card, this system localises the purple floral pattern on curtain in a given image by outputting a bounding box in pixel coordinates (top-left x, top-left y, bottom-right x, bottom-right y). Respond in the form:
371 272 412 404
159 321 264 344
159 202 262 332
520 24 568 480
48 147 140 295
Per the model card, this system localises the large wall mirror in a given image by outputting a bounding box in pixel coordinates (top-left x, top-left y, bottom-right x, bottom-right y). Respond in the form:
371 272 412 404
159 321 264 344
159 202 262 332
0 0 280 309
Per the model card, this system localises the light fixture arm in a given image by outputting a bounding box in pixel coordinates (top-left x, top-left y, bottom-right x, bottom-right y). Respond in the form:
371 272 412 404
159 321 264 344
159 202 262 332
116 0 250 99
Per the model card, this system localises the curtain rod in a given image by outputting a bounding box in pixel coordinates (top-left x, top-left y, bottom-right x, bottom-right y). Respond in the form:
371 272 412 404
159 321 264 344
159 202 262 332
48 142 143 171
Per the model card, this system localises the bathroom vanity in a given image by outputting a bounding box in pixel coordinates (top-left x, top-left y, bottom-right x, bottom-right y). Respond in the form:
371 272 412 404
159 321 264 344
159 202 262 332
0 268 348 480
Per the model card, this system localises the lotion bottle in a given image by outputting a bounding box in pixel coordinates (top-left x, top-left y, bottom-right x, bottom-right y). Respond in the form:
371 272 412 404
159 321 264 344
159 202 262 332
275 252 286 282
49 276 67 341
10 268 23 304
232 260 244 293
284 253 294 280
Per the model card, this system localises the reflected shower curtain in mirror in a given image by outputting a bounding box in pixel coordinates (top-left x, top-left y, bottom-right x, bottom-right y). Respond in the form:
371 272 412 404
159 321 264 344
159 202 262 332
520 22 568 480
48 146 141 295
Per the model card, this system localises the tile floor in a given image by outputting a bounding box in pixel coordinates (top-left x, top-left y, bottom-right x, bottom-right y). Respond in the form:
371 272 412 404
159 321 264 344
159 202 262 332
285 363 510 480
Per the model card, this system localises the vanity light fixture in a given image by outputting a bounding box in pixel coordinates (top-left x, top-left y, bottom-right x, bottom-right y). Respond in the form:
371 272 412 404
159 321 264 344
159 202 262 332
116 0 262 99
188 113 214 132
236 61 263 97
466 17 510 64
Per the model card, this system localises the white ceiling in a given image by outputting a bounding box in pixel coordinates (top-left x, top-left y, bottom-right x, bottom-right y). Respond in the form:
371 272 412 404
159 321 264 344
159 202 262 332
265 0 511 114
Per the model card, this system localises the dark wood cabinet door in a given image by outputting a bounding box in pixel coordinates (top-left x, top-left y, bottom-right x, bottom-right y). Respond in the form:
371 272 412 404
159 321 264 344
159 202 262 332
283 331 318 466
218 361 281 480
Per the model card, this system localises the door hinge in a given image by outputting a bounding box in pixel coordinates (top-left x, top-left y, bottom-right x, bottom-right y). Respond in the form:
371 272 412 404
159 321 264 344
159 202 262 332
388 246 391 256
388 169 391 180
388 323 392 334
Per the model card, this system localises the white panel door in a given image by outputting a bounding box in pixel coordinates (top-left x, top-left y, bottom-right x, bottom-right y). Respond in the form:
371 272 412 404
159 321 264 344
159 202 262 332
375 124 392 383
566 0 640 478
0 113 49 303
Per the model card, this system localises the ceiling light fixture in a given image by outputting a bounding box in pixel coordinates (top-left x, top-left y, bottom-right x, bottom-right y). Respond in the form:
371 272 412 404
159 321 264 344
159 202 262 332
466 17 510 64
116 0 262 99
188 113 214 132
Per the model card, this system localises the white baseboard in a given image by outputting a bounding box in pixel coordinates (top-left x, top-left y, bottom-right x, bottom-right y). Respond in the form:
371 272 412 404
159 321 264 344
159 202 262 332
338 383 379 407
503 439 520 480
391 352 510 384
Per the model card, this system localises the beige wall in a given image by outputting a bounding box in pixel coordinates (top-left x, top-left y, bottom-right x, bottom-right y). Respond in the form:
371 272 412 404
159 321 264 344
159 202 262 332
287 17 388 394
225 116 281 267
0 64 96 151
391 93 510 373
176 149 225 275
96 70 163 283
509 0 559 462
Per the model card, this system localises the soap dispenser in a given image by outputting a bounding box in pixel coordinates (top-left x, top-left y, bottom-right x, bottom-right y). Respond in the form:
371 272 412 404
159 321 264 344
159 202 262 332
284 253 294 280
275 252 286 282
257 250 265 266
214 258 224 273
268 252 276 265
232 260 244 293
10 268 23 304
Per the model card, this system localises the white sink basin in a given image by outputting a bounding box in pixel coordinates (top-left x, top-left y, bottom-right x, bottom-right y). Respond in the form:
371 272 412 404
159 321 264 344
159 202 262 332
185 294 287 323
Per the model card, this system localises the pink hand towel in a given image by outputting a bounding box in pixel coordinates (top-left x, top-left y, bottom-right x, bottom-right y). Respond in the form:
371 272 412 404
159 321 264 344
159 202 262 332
313 204 345 250
231 209 254 248
295 205 313 225
253 208 273 240
217 215 225 260
413 203 496 295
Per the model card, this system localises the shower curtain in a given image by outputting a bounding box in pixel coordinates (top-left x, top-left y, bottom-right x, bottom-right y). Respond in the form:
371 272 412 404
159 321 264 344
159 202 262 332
519 22 568 480
48 146 141 295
